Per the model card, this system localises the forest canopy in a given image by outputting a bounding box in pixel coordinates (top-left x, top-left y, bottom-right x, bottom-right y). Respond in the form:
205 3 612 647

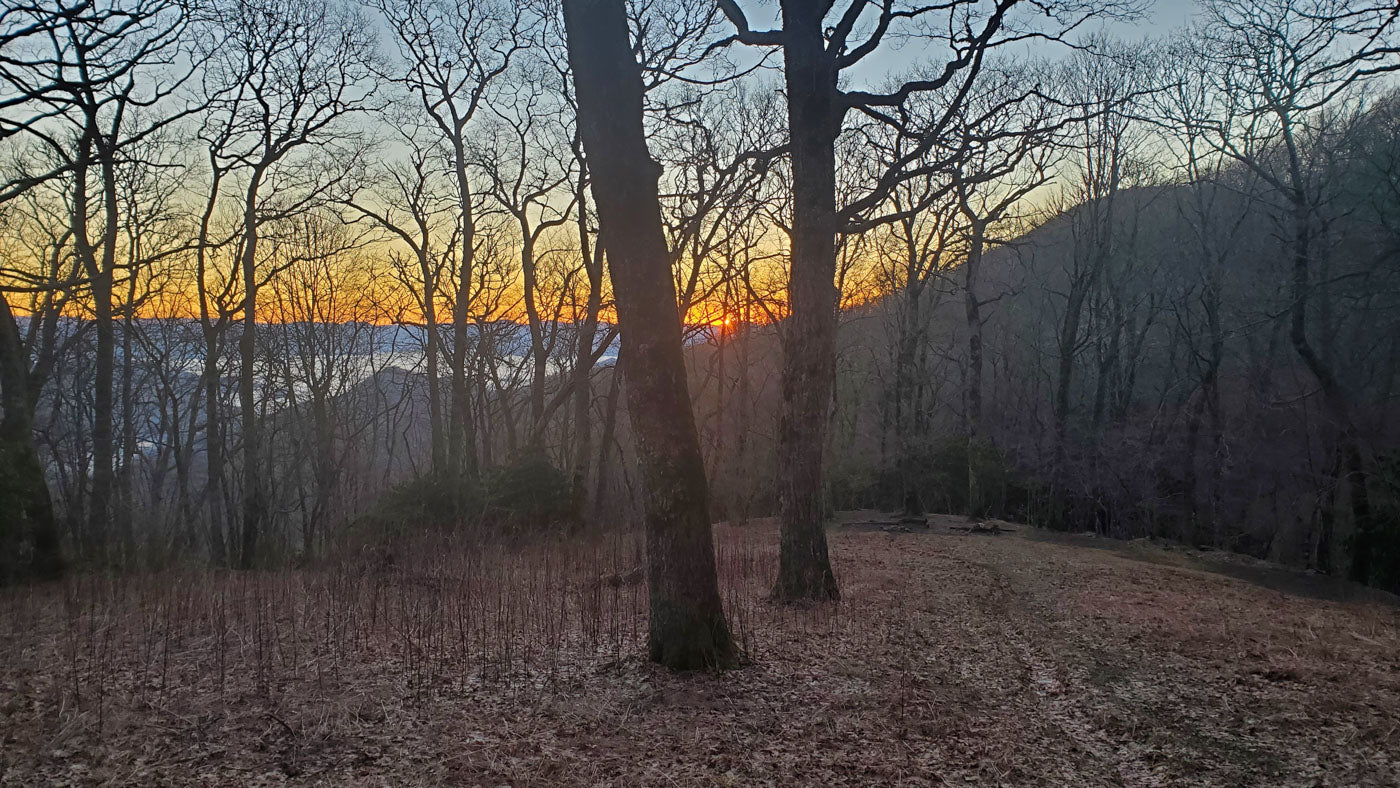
1 0 1399 597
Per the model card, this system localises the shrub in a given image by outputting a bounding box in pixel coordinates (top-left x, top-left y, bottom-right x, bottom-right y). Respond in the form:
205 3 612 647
342 454 577 563
1358 452 1400 593
482 452 575 528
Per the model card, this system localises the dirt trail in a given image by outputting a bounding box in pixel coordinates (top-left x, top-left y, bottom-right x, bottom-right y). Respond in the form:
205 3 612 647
2 521 1397 786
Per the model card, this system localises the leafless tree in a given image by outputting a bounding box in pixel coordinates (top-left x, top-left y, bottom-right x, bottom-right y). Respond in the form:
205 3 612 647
376 0 529 483
563 0 737 669
1195 0 1399 580
716 0 1134 600
196 0 377 568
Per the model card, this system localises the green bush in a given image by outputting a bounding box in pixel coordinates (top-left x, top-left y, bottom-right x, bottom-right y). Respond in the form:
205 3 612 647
343 453 577 561
338 472 481 560
482 453 574 526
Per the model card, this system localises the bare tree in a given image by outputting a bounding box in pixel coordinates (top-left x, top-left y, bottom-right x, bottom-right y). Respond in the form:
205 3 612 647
716 0 1129 600
376 0 528 483
198 0 377 568
1196 0 1399 580
2 0 192 560
343 119 457 474
474 66 577 444
563 0 737 669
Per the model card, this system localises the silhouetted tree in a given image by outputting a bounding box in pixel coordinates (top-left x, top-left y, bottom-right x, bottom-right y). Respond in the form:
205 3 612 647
563 0 737 669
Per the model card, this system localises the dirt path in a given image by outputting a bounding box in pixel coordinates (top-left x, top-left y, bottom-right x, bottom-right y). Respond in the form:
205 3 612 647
2 522 1397 785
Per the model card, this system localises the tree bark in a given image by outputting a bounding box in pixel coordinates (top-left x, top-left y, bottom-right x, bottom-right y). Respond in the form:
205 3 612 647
0 294 64 583
773 0 840 601
562 0 736 670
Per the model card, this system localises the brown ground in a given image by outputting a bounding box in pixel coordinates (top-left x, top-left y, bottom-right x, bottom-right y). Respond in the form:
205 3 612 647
2 516 1398 786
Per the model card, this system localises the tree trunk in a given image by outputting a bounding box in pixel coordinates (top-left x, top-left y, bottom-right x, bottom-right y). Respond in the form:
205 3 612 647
520 219 548 439
449 138 480 485
571 180 603 514
591 368 621 525
238 174 264 570
195 163 228 566
201 329 228 566
773 0 840 602
964 219 986 518
1285 196 1374 582
562 0 736 670
119 260 139 561
0 295 64 583
1054 279 1089 463
419 245 446 474
894 282 923 517
73 144 117 559
89 255 116 559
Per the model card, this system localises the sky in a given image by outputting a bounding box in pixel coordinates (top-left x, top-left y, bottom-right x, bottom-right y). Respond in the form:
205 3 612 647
832 0 1205 89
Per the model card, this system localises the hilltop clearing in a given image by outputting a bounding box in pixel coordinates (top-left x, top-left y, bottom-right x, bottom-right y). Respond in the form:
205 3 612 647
2 518 1397 786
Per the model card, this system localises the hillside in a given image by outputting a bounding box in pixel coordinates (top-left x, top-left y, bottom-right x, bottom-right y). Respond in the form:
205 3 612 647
2 519 1396 786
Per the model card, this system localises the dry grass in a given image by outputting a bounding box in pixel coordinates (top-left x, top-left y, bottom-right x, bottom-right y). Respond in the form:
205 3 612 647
2 516 1398 786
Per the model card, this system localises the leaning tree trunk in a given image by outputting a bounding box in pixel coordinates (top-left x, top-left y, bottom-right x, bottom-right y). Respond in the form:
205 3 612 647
562 0 736 670
773 0 839 601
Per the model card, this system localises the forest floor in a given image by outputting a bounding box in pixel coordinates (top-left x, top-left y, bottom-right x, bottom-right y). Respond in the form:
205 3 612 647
2 515 1399 786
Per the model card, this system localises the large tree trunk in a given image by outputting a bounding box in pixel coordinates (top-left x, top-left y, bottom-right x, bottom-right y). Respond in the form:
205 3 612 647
72 146 116 559
562 0 736 670
773 0 839 601
0 295 64 583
